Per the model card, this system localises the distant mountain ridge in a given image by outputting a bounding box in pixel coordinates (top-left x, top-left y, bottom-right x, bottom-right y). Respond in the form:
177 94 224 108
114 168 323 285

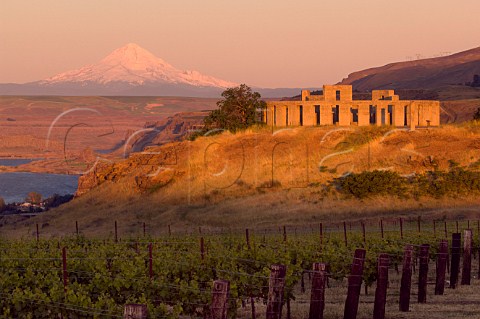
0 43 307 98
339 46 480 91
6 43 479 97
0 43 239 97
42 43 237 88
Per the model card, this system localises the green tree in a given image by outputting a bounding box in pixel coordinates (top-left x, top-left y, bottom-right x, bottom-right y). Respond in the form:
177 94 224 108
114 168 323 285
473 107 480 121
203 84 266 133
0 196 5 212
25 192 42 204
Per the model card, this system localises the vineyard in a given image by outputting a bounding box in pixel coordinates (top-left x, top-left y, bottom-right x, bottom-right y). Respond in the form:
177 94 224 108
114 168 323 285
1 218 479 318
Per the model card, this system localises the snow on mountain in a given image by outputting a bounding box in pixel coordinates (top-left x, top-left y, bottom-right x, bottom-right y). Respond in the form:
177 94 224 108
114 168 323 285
42 43 237 88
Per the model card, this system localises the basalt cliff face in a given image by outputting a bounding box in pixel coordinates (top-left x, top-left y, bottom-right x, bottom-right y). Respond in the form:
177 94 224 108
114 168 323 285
76 111 208 196
76 143 183 197
126 111 208 153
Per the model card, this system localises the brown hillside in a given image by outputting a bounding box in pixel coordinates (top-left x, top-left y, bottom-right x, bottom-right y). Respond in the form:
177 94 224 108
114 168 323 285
5 124 480 238
340 46 480 91
75 124 480 199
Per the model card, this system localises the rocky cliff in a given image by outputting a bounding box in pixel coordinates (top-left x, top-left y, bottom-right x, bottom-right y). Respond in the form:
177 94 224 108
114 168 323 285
76 111 208 196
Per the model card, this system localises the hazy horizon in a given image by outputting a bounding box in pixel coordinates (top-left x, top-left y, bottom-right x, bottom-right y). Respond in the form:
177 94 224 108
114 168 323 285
1 0 479 88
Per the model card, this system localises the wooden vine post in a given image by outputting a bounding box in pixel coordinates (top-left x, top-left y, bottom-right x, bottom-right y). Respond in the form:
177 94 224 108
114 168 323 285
210 280 230 319
373 253 389 319
418 244 430 303
266 264 286 319
343 248 366 319
380 219 384 239
245 228 251 250
361 222 366 244
309 263 327 319
399 218 403 239
450 233 461 288
435 240 448 295
115 220 118 243
461 229 472 285
399 245 414 311
123 304 148 319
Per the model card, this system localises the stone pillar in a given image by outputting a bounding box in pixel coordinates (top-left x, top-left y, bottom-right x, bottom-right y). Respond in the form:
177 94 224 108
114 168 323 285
357 104 370 126
302 90 311 101
320 105 332 125
409 102 415 131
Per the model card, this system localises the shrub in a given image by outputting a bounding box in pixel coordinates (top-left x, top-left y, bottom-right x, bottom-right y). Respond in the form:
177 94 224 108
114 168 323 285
332 167 480 200
333 170 407 199
43 194 74 209
473 107 480 121
414 168 480 198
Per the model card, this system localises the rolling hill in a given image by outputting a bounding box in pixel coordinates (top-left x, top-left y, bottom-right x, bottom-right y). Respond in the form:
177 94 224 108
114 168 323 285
339 46 480 91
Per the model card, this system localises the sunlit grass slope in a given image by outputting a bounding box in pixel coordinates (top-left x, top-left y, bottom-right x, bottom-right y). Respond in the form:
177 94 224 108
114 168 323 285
3 123 480 238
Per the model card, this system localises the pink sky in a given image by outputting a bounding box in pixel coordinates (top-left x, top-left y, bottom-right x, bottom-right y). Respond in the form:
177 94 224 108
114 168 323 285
0 0 479 88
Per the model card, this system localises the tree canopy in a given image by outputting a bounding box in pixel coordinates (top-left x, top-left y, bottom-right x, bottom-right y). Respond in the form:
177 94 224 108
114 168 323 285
203 84 266 133
25 192 42 204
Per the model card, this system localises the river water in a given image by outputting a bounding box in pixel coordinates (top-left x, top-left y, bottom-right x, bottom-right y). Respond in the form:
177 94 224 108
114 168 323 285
0 158 42 167
0 172 79 204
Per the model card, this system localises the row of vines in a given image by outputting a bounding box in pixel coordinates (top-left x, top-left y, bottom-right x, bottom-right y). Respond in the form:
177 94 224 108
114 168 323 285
1 219 478 318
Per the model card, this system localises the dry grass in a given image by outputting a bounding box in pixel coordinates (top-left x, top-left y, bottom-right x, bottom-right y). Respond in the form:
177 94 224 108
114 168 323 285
3 123 480 238
3 184 480 239
143 123 480 201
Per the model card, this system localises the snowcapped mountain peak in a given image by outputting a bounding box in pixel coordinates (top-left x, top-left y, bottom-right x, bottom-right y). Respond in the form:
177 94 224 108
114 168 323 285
100 43 170 69
42 43 237 88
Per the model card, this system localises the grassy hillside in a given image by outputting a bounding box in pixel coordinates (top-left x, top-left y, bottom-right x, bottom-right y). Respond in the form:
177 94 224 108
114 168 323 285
3 123 480 238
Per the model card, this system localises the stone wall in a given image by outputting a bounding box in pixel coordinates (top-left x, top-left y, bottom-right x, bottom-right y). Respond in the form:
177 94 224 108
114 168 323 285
265 85 440 129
